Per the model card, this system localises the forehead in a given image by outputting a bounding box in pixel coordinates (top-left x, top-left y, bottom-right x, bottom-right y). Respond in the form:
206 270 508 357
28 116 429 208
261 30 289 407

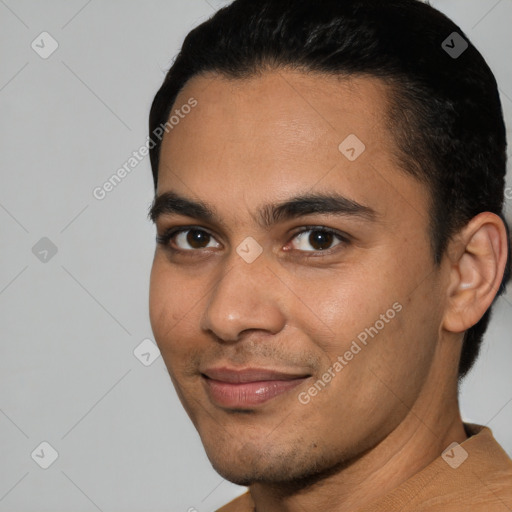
157 70 428 230
161 70 392 171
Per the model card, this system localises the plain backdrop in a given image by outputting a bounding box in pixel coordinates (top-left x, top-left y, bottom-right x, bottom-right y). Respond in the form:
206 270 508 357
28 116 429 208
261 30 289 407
0 1 511 511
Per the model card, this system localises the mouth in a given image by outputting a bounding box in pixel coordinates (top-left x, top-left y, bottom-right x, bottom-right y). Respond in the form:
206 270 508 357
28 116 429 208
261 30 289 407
201 367 312 408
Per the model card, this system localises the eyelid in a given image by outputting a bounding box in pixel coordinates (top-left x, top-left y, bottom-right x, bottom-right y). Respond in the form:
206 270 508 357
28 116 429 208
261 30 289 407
156 225 221 250
286 225 350 253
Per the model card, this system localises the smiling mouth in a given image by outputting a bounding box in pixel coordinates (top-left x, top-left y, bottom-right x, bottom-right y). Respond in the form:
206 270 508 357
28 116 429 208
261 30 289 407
201 367 312 408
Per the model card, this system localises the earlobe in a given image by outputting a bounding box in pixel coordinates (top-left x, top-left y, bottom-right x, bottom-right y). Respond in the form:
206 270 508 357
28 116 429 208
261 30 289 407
442 212 508 334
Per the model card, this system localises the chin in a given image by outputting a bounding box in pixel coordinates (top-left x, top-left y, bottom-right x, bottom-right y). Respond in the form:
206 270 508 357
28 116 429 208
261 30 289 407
204 441 291 483
203 438 348 488
209 459 296 486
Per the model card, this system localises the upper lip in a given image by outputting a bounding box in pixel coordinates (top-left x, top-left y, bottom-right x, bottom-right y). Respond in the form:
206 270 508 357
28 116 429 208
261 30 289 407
201 367 311 383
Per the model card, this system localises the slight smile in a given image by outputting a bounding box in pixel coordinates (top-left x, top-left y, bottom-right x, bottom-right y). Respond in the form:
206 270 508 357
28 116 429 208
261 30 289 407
201 367 312 408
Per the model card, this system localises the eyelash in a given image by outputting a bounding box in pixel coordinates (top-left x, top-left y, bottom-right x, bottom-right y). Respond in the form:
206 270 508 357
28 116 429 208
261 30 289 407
155 225 350 257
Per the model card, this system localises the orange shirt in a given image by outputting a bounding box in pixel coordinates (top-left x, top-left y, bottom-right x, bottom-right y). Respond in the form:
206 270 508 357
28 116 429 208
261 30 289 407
217 424 512 511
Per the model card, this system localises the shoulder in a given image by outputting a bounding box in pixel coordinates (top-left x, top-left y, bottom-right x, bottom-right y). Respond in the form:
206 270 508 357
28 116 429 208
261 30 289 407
402 424 512 511
216 490 254 512
360 423 512 512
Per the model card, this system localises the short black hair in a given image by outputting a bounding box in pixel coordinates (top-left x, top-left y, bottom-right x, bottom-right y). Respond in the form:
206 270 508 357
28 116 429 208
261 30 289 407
149 0 511 379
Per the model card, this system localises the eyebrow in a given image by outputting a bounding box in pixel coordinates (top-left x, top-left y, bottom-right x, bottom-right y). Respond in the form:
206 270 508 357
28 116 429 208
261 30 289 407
148 190 378 228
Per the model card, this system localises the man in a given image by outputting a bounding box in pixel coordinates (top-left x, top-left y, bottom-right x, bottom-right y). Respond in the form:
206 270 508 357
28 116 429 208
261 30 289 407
147 0 512 510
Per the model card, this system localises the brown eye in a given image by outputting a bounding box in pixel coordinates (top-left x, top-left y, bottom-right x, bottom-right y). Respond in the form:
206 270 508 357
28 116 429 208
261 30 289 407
308 230 334 250
165 228 221 251
186 229 211 248
290 228 346 252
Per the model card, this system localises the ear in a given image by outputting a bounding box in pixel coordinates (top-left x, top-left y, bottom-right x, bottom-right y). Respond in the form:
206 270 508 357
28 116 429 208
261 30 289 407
442 212 509 334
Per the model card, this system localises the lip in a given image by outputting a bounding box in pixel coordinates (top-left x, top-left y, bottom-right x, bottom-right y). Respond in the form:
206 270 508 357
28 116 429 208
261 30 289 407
201 367 311 408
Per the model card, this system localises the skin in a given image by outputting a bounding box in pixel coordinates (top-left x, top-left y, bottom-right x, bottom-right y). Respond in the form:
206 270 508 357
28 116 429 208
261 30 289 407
148 70 508 511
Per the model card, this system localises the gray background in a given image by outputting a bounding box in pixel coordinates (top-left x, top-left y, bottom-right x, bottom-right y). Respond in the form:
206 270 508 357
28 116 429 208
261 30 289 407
0 1 511 510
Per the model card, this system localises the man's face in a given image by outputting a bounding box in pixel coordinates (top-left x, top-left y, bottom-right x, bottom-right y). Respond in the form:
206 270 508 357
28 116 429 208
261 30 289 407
149 70 447 484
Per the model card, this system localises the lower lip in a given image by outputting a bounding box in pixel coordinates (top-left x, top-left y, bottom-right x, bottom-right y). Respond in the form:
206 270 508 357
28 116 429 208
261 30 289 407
202 376 308 408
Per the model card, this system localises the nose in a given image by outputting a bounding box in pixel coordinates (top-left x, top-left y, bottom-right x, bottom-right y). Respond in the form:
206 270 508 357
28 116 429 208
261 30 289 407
199 251 287 343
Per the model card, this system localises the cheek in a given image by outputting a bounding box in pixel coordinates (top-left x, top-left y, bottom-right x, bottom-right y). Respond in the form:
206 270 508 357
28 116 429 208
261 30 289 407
149 261 195 357
283 263 394 355
288 249 439 391
149 262 170 337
